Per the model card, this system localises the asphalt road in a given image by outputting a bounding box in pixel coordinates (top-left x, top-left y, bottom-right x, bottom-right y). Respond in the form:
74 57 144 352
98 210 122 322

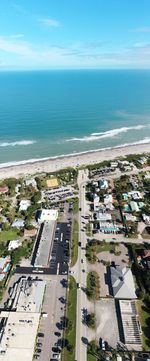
75 169 89 361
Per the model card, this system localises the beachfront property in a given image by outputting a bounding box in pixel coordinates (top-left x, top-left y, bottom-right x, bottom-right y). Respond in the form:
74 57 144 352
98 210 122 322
110 266 137 299
25 178 37 188
0 276 46 361
0 257 11 282
19 200 31 212
8 240 21 251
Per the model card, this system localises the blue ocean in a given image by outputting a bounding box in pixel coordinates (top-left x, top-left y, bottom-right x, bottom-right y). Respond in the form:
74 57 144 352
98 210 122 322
0 69 150 165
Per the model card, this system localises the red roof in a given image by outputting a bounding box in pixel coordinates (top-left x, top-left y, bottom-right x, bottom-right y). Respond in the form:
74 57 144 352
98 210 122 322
0 186 9 194
143 250 150 258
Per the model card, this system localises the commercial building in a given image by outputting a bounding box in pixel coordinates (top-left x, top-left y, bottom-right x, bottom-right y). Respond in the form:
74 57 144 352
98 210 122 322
0 276 46 361
119 300 142 350
33 220 56 267
37 208 58 223
110 266 137 299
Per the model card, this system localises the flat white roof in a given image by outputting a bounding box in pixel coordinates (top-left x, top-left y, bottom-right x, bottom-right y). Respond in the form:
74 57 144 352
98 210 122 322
38 209 58 222
0 311 40 361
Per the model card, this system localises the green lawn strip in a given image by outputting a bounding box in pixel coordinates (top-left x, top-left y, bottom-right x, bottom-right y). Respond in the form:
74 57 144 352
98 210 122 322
71 220 79 267
72 197 79 214
137 300 150 351
86 223 92 237
86 271 100 300
0 229 20 242
62 276 77 361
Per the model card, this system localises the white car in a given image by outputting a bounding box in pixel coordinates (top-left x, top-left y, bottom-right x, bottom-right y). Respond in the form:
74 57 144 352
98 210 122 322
53 354 60 360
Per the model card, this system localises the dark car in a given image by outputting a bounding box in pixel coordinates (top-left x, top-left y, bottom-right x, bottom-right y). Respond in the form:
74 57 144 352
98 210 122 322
55 332 61 337
37 332 44 337
35 349 42 353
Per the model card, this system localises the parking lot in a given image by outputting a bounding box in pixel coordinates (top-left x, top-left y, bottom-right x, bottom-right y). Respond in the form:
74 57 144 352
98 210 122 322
94 299 119 349
34 275 67 361
49 222 71 275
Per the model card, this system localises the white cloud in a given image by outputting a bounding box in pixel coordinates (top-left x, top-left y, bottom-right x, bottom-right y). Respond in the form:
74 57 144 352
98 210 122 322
130 26 150 33
38 17 62 28
0 35 150 69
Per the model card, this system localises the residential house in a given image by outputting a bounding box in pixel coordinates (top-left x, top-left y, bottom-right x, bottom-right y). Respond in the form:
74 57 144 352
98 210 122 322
19 200 31 212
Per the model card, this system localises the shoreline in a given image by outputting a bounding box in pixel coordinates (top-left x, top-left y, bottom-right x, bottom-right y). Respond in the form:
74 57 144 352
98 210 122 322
0 142 150 179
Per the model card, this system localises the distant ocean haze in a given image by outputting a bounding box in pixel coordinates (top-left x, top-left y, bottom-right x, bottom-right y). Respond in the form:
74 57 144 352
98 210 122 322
0 69 150 164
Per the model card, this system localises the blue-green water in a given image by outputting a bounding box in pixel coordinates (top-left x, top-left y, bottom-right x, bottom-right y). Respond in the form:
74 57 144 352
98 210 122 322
0 69 150 165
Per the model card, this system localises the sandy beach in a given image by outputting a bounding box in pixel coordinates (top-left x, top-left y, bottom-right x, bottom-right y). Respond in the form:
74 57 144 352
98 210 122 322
0 142 149 180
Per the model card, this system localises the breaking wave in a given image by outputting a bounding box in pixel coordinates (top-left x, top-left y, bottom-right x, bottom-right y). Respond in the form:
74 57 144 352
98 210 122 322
66 124 148 142
0 140 36 147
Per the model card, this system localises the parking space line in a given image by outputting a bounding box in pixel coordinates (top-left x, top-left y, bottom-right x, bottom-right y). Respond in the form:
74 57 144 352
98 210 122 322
57 263 60 275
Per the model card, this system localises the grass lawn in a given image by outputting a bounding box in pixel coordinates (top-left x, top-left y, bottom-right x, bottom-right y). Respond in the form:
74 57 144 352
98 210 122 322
71 220 79 267
137 300 150 351
86 241 116 264
0 229 20 242
62 276 77 361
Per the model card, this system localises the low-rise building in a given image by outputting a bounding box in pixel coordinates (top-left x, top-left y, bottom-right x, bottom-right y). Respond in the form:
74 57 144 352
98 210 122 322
12 219 25 228
0 256 11 281
24 228 37 238
99 179 108 190
119 300 142 350
8 240 21 251
37 209 58 223
0 186 9 194
130 201 139 213
93 193 100 211
25 178 37 188
0 276 46 361
19 200 31 212
110 266 137 299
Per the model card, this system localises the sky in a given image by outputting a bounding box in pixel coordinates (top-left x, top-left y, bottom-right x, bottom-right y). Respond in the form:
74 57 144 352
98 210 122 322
0 0 150 70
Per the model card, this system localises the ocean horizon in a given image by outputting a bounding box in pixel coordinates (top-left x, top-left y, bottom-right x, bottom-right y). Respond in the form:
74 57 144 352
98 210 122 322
0 69 150 165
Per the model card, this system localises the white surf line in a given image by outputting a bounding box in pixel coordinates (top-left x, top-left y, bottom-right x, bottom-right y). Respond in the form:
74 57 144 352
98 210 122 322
57 263 60 275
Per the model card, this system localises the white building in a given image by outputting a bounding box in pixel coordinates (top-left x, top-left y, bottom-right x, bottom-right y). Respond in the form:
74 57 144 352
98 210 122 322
37 209 58 223
19 200 31 212
8 240 21 251
99 179 108 190
104 194 113 205
25 178 37 188
93 194 100 211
